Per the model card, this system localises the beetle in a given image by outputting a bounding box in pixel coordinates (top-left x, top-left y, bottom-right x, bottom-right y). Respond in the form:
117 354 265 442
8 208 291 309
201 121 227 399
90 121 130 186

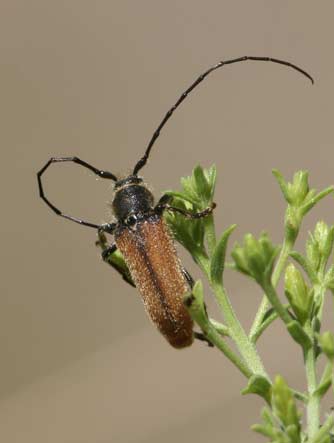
37 56 313 348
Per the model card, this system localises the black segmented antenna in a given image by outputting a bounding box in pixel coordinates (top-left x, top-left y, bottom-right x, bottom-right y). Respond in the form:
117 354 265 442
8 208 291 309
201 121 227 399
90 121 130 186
132 56 314 176
37 156 118 229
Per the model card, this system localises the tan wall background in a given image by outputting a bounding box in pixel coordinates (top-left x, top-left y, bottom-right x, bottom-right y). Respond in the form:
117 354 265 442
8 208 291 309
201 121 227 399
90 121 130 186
1 1 333 442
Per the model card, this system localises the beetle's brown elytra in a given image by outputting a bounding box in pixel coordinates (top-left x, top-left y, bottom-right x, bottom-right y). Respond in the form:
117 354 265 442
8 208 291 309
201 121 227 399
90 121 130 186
116 213 194 348
37 56 313 347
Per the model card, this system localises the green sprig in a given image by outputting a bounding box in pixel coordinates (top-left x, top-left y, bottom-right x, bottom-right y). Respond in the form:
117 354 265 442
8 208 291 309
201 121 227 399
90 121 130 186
99 164 334 443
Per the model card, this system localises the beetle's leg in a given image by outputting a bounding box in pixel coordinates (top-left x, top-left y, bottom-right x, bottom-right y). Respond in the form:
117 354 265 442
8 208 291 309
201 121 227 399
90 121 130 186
101 243 117 261
194 332 213 346
182 267 195 289
156 196 216 219
98 223 117 235
96 224 116 251
156 194 173 206
181 267 213 347
96 229 135 288
37 157 118 229
166 202 216 219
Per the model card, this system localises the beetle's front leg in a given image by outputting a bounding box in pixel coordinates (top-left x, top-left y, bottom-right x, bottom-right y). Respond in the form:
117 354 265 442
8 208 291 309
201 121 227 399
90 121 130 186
155 194 216 219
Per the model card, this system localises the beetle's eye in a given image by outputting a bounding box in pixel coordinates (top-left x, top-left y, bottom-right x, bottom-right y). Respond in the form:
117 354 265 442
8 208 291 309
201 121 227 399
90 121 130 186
126 214 137 226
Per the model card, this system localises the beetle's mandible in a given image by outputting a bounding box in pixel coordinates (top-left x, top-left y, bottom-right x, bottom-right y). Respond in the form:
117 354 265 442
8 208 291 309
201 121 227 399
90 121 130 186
37 56 313 348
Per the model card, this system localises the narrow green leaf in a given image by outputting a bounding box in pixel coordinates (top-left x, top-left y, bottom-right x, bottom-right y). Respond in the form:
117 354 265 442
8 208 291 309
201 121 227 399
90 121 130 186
210 224 237 286
204 164 217 201
163 190 198 206
261 406 275 426
251 424 277 438
193 165 210 203
287 321 312 349
272 169 291 203
290 170 309 205
272 375 301 437
301 187 334 215
284 263 313 325
314 378 332 398
290 250 318 284
242 374 272 403
319 331 334 360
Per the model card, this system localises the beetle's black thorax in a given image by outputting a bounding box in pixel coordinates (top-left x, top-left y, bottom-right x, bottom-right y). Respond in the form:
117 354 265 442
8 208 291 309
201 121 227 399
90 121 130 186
112 176 154 221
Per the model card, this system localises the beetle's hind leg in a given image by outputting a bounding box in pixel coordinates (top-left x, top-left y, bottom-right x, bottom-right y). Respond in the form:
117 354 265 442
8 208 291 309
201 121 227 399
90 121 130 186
194 332 213 346
181 267 213 347
96 230 135 288
182 267 195 289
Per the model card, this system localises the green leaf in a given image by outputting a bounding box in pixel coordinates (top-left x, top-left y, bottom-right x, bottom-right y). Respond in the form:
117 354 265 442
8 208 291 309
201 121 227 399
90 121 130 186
210 224 236 286
164 164 217 262
301 187 334 216
289 250 318 284
242 374 272 403
176 164 217 209
272 375 301 440
204 164 217 201
306 222 334 276
306 234 321 274
325 265 334 290
289 170 309 205
180 176 200 206
183 280 208 327
287 321 312 350
163 190 198 206
284 263 313 325
261 406 275 427
319 332 334 360
251 423 277 439
272 169 291 203
252 405 295 442
273 170 334 245
193 165 210 204
231 232 279 285
314 378 332 398
164 197 206 258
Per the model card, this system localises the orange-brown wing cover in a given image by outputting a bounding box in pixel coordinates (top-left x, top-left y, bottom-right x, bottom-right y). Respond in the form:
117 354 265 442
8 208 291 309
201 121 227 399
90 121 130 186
115 216 194 348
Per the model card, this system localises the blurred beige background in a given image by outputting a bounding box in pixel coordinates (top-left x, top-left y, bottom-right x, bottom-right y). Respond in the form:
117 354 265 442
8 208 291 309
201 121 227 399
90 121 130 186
1 1 334 442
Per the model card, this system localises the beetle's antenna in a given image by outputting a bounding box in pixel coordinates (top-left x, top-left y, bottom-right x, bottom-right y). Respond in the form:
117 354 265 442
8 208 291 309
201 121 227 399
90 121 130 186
133 56 314 175
37 156 118 229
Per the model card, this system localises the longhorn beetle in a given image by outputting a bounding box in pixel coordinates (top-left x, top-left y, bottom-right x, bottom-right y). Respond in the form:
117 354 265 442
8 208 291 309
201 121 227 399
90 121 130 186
37 56 313 348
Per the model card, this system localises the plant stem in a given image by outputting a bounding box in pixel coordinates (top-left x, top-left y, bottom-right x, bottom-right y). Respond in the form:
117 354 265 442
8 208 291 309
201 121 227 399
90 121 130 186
305 283 328 440
194 253 211 277
197 233 268 379
260 279 292 326
186 288 252 379
309 414 334 443
204 321 252 378
305 322 320 440
212 284 269 378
